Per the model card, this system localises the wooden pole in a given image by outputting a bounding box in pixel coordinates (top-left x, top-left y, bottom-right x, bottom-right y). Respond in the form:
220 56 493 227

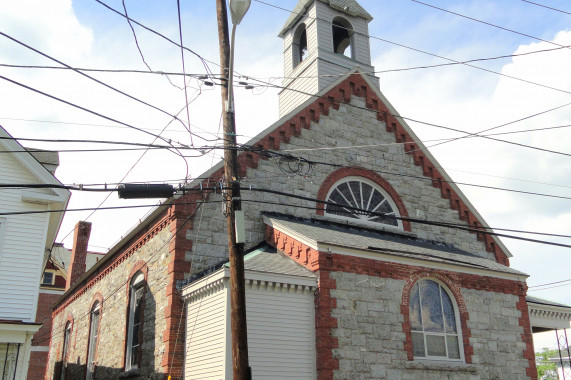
215 0 251 379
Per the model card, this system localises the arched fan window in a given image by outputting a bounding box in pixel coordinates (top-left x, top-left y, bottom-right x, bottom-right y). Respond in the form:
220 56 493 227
325 177 401 228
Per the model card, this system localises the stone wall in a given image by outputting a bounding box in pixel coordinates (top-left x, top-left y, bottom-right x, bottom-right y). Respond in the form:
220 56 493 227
45 223 172 379
327 269 531 380
183 76 501 280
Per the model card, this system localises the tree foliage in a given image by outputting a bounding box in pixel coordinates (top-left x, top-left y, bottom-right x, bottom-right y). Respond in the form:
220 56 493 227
536 347 558 380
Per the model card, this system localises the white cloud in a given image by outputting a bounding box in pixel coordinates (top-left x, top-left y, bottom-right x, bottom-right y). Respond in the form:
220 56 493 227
0 0 93 60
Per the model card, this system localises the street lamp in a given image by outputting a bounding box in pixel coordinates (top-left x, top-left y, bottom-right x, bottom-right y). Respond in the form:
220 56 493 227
230 0 251 25
226 0 251 113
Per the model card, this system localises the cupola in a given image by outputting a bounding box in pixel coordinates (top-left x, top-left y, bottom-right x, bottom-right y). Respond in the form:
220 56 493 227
278 0 379 117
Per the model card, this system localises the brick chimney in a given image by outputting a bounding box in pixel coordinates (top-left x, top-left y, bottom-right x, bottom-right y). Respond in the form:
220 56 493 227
66 221 92 290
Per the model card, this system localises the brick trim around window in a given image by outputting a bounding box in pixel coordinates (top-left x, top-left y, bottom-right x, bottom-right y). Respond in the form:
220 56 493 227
400 271 473 363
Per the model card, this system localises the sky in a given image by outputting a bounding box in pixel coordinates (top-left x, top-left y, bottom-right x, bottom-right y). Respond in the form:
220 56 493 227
1 0 570 350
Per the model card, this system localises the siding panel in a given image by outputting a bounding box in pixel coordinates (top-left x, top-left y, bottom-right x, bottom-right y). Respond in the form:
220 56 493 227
185 287 227 379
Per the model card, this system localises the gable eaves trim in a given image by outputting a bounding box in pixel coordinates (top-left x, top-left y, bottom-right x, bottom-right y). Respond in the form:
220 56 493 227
316 241 526 281
21 190 67 205
357 73 512 259
0 128 70 203
181 266 317 303
266 217 524 281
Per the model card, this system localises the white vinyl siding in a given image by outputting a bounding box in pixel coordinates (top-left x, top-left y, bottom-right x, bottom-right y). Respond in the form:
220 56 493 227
0 151 52 322
245 285 316 380
279 63 319 117
185 284 227 379
183 272 317 380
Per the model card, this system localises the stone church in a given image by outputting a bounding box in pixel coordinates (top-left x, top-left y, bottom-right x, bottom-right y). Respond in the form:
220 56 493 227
46 0 571 379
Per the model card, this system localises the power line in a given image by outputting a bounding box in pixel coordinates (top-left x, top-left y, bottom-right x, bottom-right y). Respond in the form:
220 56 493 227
243 69 571 159
528 282 571 291
399 115 571 158
529 278 571 289
0 136 186 148
3 185 571 243
253 0 571 97
237 187 571 249
121 0 185 91
0 63 214 78
0 74 185 156
4 42 569 83
4 138 571 201
414 101 571 152
0 31 207 142
411 0 571 50
95 0 219 79
55 100 200 244
521 0 571 16
176 0 195 146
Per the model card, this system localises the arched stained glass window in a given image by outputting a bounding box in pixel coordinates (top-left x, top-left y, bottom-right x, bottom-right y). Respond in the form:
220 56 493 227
409 279 462 360
325 177 400 227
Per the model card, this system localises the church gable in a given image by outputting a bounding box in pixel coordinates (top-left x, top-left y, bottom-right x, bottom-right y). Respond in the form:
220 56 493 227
245 72 508 262
179 70 510 278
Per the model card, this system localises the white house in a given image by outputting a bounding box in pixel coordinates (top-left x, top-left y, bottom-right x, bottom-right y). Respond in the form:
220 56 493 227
0 125 70 380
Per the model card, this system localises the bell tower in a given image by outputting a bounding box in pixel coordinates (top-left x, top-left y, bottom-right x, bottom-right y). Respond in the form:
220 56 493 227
278 0 379 117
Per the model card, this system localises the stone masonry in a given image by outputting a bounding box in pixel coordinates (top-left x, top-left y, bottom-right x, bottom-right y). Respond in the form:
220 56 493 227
46 218 172 379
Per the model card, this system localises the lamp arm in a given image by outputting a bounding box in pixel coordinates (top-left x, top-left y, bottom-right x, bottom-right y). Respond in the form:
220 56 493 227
226 22 238 113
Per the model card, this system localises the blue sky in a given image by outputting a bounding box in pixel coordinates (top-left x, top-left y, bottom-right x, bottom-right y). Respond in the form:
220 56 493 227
1 0 570 348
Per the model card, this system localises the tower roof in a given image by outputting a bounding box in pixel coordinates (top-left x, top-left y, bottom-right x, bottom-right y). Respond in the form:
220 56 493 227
278 0 373 37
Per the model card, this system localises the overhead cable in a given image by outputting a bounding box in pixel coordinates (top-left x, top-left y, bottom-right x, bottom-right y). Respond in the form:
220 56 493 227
2 185 571 245
0 75 187 159
0 31 202 140
254 0 571 97
521 0 571 15
412 0 571 50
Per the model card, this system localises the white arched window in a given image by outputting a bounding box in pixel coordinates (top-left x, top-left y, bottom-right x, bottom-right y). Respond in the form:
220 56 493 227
125 272 145 370
293 23 308 68
409 279 462 360
332 17 353 58
325 177 401 228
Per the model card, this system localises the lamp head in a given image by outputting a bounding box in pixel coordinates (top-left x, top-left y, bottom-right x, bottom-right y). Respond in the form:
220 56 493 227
229 0 251 25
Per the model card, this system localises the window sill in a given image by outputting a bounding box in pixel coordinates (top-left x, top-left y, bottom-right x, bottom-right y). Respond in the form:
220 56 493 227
405 360 476 373
119 368 140 378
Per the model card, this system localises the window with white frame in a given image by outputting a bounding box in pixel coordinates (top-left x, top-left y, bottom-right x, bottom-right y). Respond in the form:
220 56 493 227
325 177 401 228
409 279 462 360
42 271 55 286
86 302 100 380
125 272 145 370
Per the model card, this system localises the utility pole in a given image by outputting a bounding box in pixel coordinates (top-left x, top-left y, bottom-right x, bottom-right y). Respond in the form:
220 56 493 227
215 0 251 379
